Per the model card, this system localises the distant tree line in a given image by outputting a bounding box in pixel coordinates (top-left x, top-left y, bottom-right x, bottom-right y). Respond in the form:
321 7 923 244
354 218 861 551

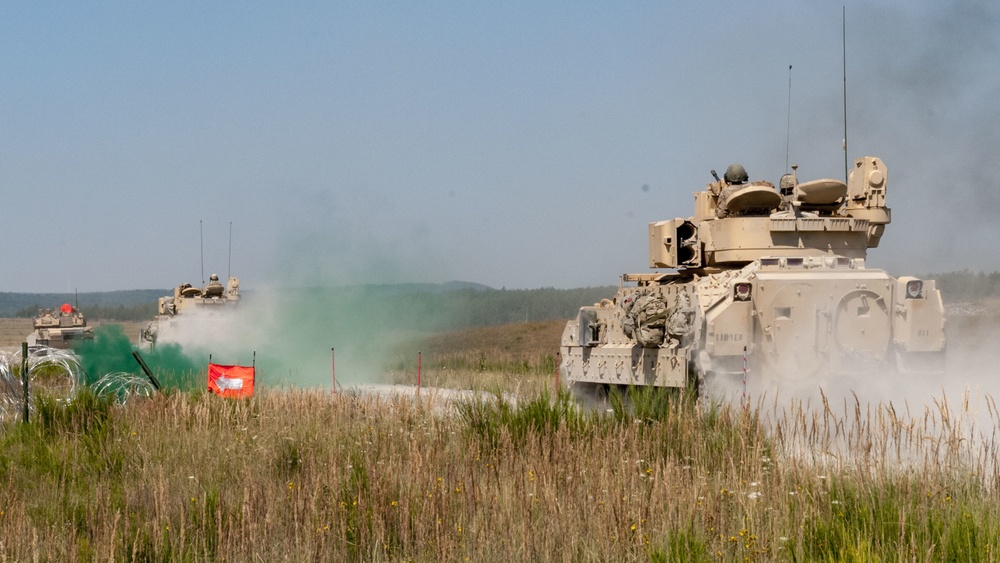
928 270 1000 302
13 302 158 322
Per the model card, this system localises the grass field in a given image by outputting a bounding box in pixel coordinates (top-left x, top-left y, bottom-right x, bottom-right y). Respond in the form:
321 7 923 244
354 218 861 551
383 320 565 395
1 312 999 560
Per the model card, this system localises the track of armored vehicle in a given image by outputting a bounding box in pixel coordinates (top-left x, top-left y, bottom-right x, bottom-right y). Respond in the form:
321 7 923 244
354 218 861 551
560 157 945 394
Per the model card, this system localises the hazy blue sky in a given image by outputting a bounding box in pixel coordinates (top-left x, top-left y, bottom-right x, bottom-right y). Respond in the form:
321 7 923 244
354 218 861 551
2 1 997 293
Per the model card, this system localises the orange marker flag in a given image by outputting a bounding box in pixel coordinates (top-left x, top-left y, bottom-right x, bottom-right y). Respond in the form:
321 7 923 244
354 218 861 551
207 363 255 398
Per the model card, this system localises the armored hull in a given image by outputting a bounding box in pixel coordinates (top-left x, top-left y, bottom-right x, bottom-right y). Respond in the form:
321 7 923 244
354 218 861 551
561 157 945 391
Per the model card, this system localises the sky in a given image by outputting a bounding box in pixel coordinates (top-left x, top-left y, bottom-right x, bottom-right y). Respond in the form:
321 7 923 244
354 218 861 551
2 1 998 293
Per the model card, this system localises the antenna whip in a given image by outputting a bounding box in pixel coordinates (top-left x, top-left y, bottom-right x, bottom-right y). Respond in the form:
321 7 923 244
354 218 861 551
200 219 205 286
786 64 792 171
842 5 849 183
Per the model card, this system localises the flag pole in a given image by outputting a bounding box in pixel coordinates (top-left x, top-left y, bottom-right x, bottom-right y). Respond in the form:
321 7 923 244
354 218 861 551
21 342 29 423
742 345 748 412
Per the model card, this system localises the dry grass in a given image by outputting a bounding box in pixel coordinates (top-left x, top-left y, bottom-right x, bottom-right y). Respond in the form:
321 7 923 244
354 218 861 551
0 384 999 561
384 320 563 396
2 312 1000 560
415 320 565 361
0 318 32 349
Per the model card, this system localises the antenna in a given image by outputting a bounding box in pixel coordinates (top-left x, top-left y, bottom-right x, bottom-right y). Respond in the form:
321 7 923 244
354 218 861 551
228 221 233 280
842 5 849 183
200 219 205 286
785 64 792 171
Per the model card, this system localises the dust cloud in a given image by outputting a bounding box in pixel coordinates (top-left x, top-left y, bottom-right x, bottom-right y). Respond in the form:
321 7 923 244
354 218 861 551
703 305 1000 469
121 182 466 389
147 294 368 389
146 285 469 389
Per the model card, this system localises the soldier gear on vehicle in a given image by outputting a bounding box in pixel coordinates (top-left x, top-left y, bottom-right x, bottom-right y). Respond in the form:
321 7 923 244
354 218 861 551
665 291 694 340
622 292 669 348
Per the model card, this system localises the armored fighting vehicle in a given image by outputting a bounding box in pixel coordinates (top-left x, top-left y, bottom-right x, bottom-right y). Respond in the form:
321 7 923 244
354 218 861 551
560 156 945 392
140 274 240 345
27 303 95 350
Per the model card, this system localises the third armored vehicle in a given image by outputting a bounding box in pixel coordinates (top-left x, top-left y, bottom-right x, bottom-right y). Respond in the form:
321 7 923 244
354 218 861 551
27 303 94 350
560 157 945 392
140 274 240 345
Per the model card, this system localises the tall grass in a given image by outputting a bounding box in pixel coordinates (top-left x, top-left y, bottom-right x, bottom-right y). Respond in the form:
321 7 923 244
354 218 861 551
2 381 999 561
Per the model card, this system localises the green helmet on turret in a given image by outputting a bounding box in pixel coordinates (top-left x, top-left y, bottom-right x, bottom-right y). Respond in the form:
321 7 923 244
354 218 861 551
724 163 748 184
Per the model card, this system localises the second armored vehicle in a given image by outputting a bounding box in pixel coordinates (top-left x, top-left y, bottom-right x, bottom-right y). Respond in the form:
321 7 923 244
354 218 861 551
140 274 240 345
560 157 945 392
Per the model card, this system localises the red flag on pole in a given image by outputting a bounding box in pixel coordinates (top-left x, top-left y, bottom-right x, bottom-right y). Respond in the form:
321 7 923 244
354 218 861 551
207 363 255 398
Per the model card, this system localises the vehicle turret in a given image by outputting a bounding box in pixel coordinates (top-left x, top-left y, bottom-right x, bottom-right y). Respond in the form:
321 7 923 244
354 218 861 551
649 156 890 271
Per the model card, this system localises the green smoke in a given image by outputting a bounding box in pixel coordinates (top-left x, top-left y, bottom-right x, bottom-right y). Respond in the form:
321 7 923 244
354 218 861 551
76 325 202 390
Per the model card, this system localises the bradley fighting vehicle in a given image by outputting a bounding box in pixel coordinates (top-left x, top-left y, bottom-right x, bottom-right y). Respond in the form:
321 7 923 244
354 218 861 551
27 303 95 350
140 274 240 345
560 157 945 392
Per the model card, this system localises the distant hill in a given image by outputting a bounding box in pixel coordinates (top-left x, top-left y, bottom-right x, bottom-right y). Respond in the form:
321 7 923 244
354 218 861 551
0 283 615 327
